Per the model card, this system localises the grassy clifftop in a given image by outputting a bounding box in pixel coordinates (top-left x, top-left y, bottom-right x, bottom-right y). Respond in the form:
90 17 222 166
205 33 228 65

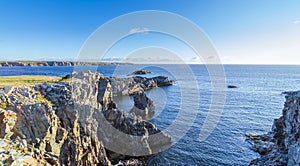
0 75 62 87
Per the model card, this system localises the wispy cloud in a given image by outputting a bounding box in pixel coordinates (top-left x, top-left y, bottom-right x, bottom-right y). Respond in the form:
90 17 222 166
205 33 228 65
102 57 124 62
190 56 200 61
293 20 300 24
129 27 149 34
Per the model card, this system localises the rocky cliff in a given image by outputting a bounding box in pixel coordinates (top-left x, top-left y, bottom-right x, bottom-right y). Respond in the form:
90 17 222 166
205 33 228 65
0 71 172 165
249 91 300 165
109 76 174 96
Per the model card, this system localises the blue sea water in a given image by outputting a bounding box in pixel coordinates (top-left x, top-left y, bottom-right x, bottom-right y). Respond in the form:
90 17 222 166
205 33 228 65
1 65 300 165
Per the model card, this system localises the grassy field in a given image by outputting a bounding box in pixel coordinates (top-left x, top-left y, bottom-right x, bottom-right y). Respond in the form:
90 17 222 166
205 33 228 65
0 75 62 87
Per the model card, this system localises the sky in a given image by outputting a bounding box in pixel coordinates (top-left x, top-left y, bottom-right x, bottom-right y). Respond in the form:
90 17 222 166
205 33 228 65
0 0 300 64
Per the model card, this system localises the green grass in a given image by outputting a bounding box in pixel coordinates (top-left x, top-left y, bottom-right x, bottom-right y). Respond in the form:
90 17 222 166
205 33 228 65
0 75 62 87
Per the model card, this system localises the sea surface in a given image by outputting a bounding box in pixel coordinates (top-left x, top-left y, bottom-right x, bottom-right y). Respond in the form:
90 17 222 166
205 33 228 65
1 65 300 165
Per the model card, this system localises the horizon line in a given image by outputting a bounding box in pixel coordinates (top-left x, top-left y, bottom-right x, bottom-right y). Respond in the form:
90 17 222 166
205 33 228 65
1 60 300 66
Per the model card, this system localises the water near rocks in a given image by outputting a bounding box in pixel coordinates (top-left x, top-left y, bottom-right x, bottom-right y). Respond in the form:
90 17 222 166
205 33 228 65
1 65 300 165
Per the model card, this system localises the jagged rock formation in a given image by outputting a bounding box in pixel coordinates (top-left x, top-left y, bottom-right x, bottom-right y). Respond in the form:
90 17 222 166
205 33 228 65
0 138 49 165
63 73 174 97
131 70 152 75
110 76 174 96
130 92 155 118
0 109 16 139
0 79 111 165
0 71 172 165
249 91 300 165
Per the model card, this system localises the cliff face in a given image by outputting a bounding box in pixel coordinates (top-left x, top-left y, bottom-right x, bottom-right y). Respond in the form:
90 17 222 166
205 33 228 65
249 91 300 165
0 71 172 165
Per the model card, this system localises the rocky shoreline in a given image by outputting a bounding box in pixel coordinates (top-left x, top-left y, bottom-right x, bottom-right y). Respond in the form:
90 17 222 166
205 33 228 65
0 61 125 67
248 91 300 165
0 71 174 165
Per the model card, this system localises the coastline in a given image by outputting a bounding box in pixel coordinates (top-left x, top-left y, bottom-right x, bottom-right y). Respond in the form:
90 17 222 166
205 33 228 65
248 91 300 165
0 71 174 165
0 61 131 67
1 65 299 165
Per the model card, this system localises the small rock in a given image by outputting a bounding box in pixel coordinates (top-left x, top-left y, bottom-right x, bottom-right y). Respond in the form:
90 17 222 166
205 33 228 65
46 87 52 92
41 84 49 90
4 86 14 95
227 85 238 88
131 70 152 75
20 91 30 97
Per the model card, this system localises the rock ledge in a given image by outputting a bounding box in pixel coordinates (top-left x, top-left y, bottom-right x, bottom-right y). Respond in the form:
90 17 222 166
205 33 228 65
249 91 300 165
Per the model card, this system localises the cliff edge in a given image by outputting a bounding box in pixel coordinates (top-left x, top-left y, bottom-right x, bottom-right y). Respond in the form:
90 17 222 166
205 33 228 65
249 91 300 165
0 71 172 165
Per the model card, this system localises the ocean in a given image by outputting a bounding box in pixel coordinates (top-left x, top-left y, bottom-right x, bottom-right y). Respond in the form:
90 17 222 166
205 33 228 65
1 65 300 165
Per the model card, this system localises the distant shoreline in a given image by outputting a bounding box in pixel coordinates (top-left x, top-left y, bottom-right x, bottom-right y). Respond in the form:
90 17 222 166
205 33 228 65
1 61 300 67
0 61 131 67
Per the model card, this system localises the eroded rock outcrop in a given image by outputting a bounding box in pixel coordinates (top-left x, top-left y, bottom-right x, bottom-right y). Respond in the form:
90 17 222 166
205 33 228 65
44 71 171 161
131 70 152 75
63 72 174 97
130 92 155 118
0 71 172 165
249 91 300 165
0 109 16 139
0 138 48 165
109 76 174 96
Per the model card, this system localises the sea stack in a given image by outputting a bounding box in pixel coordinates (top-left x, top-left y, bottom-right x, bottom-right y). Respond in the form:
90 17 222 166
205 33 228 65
130 91 155 118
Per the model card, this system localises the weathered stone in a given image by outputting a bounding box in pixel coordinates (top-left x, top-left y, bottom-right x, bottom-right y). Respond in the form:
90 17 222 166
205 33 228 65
152 76 174 87
110 75 174 96
131 70 151 75
0 139 48 166
19 91 29 97
0 71 173 165
130 92 155 118
250 91 300 165
4 86 14 95
0 109 17 139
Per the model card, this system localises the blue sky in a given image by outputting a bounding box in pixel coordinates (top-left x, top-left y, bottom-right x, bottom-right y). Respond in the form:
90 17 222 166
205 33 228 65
0 0 300 64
